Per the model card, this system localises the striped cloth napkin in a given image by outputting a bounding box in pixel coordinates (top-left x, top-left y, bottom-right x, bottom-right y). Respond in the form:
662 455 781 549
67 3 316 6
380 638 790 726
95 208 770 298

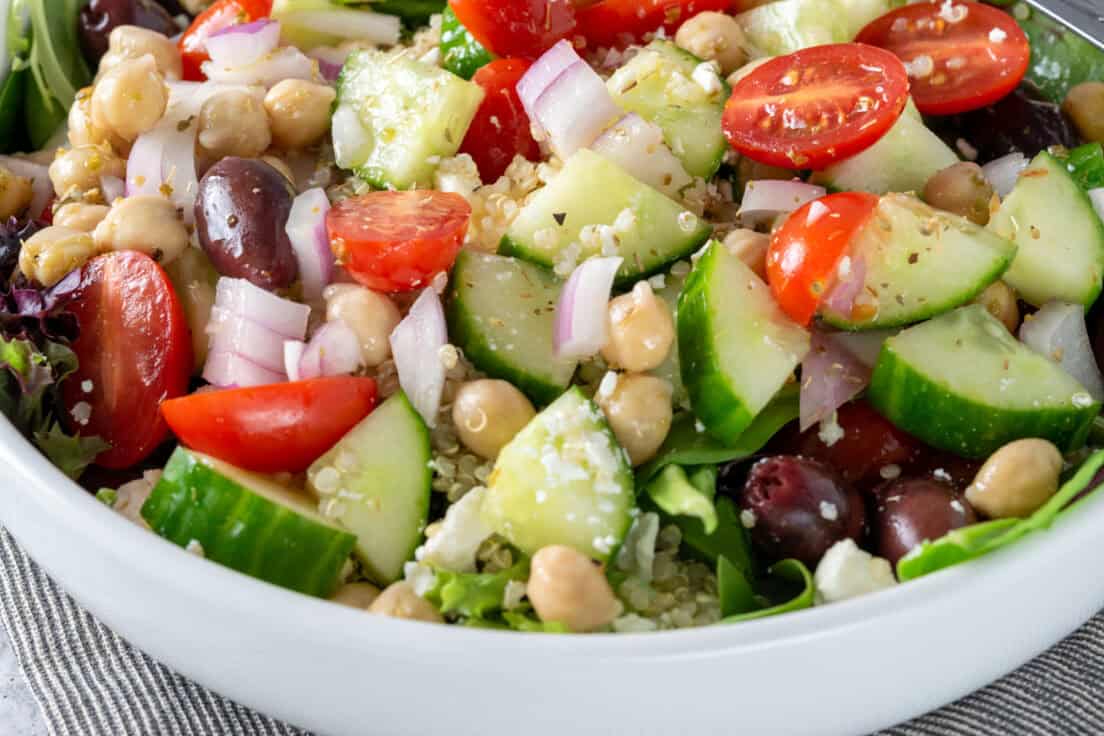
2 526 1103 736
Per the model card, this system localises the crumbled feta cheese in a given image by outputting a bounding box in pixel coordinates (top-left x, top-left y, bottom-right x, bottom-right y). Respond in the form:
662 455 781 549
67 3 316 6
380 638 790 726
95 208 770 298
932 468 952 483
597 371 620 400
989 27 1007 43
1073 392 1094 408
70 401 92 426
817 411 845 447
438 343 460 369
185 539 205 557
403 561 438 597
819 501 839 521
113 470 162 528
419 486 494 572
739 509 757 529
814 539 896 605
648 274 666 290
616 511 660 583
81 379 93 393
879 464 902 480
937 1 967 24
691 61 723 96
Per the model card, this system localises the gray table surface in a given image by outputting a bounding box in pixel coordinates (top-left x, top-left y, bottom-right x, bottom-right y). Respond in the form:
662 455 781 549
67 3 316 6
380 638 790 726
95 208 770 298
0 626 47 736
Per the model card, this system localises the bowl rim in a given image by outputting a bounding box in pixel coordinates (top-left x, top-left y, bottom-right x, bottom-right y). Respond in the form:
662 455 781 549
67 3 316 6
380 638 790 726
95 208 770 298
4 411 1101 660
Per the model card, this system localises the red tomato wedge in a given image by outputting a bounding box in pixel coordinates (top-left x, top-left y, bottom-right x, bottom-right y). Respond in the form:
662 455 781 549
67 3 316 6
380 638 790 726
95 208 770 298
448 0 576 59
722 43 910 170
328 190 472 293
460 59 541 183
161 377 378 473
766 192 879 325
178 0 272 81
63 252 192 468
855 1 1029 116
577 0 731 50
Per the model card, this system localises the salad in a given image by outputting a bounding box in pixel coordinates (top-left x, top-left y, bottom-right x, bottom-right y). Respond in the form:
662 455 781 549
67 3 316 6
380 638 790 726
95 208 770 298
0 0 1102 634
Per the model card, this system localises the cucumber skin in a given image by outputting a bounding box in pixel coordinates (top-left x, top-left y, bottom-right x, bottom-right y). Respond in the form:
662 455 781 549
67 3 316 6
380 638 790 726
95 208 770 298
868 346 1099 459
440 6 493 80
142 449 356 598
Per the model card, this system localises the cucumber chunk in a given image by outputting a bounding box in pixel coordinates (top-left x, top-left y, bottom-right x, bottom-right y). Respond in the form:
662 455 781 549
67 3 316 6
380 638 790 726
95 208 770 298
819 194 1018 330
605 41 728 179
141 448 355 597
811 101 958 196
334 50 484 189
447 250 577 405
678 241 810 444
307 392 431 585
482 387 634 561
736 0 900 57
501 149 712 284
868 304 1100 459
988 151 1104 308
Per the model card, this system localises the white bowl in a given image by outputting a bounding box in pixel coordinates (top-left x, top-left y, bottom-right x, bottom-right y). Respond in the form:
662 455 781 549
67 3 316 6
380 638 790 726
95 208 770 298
2 415 1103 736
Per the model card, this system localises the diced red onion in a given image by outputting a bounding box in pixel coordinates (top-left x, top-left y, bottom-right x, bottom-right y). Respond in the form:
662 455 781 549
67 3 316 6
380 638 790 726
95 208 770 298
1019 300 1104 401
284 340 305 382
285 187 334 303
740 180 827 227
590 114 691 199
202 46 315 88
298 320 361 379
822 253 867 316
207 307 288 373
517 39 580 116
826 329 895 369
1090 189 1104 225
390 288 448 427
554 256 623 359
100 175 125 204
982 152 1028 198
799 329 872 431
214 277 310 340
315 58 342 82
0 156 50 220
203 350 285 388
206 18 281 68
277 7 400 45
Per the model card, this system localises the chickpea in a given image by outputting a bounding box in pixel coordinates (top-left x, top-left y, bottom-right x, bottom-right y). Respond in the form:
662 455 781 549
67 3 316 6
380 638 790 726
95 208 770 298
596 373 673 466
1062 82 1104 143
197 89 271 160
600 281 675 373
452 379 536 459
19 226 106 286
0 167 33 220
99 26 182 81
331 582 382 609
923 162 994 226
48 144 126 202
674 11 749 76
367 581 444 623
973 281 1019 333
323 284 402 366
528 545 622 633
722 227 769 280
93 195 190 264
966 439 1062 519
90 55 168 142
68 87 124 150
264 79 337 150
165 248 218 372
53 203 110 233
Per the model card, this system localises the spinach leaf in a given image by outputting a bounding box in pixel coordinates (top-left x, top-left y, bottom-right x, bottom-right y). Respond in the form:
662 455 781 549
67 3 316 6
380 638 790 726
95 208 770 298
26 0 90 148
501 611 568 633
668 495 755 573
898 450 1104 581
1012 2 1104 104
718 558 815 623
439 6 493 80
365 0 444 25
644 465 719 534
1059 143 1104 192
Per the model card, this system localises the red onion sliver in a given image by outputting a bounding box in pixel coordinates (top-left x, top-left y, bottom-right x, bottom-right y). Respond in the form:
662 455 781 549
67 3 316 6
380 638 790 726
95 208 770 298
214 277 310 340
100 175 125 204
285 187 334 303
390 288 448 427
821 253 867 316
300 320 361 378
739 180 826 227
0 156 50 220
207 307 288 373
1090 188 1104 224
827 329 896 369
554 256 623 359
202 46 314 88
284 340 306 382
203 350 285 388
517 40 580 119
981 152 1028 198
206 18 281 68
532 60 622 158
1019 300 1104 401
799 329 872 432
590 114 692 199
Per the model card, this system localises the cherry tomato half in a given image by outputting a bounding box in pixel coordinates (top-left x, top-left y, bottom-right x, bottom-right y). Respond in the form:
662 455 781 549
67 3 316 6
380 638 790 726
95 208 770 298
766 192 879 325
161 377 378 473
856 1 1030 116
460 59 541 183
328 190 472 293
448 0 576 59
577 0 731 50
63 252 192 468
178 0 272 81
722 43 910 170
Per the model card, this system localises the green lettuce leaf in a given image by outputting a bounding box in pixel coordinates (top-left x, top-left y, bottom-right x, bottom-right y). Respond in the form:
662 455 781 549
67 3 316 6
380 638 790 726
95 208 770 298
426 559 529 619
718 558 815 622
644 465 719 534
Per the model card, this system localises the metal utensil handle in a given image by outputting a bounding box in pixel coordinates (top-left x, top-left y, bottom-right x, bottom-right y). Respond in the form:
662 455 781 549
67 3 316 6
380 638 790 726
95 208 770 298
1022 0 1104 51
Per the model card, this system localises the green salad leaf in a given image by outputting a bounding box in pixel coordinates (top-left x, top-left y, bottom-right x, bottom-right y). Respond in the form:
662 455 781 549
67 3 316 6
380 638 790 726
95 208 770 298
1010 2 1104 104
898 450 1104 581
644 464 719 534
718 558 815 623
439 6 493 80
1058 143 1104 192
427 558 530 619
26 0 91 148
677 496 755 572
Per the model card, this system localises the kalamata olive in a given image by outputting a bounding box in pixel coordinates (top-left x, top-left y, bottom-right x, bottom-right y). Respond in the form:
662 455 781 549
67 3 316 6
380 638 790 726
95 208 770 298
871 478 977 566
928 84 1079 162
79 0 178 66
195 158 298 290
730 456 864 568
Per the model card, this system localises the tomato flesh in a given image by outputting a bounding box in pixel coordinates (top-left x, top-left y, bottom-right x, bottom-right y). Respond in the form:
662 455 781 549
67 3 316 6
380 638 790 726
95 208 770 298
856 1 1030 116
178 0 272 81
448 0 576 59
460 59 541 183
766 192 879 326
63 252 192 468
722 43 910 170
577 0 731 50
161 377 378 473
328 190 472 293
